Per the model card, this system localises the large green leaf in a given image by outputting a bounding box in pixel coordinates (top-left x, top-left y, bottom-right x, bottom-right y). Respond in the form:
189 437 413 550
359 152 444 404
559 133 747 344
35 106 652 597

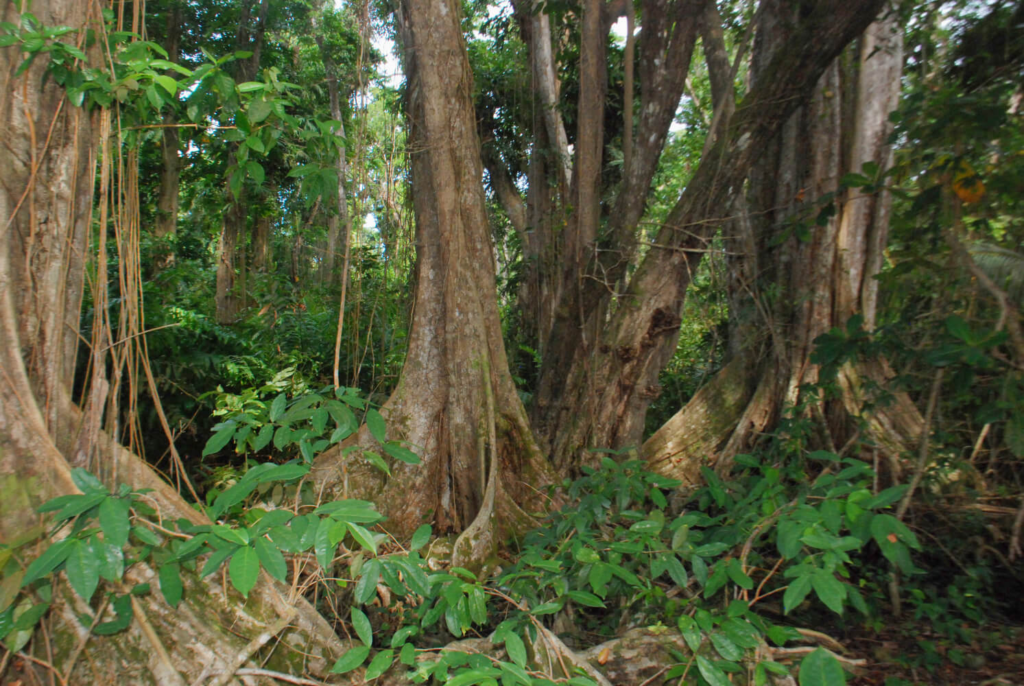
811 570 847 615
65 538 100 600
330 646 370 674
783 572 814 614
696 656 733 686
99 497 131 548
228 546 260 597
799 648 846 686
504 630 527 667
364 649 394 680
352 607 373 647
159 562 183 608
365 408 386 443
254 537 287 582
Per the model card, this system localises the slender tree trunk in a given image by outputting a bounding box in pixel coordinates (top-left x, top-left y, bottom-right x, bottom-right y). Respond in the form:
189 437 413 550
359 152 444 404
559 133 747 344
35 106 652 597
0 4 344 684
214 0 269 323
313 0 556 559
153 1 182 256
313 1 352 289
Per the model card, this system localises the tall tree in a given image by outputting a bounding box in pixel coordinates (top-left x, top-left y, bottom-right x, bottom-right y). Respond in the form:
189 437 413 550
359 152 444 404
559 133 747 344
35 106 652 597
0 3 343 682
643 10 922 483
313 0 556 559
314 0 892 552
214 0 270 323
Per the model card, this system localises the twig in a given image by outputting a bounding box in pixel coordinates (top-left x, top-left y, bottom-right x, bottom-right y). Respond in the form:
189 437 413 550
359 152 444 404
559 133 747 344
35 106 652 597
896 368 944 521
1009 495 1024 562
207 668 326 685
131 596 187 686
63 595 110 683
771 647 865 667
205 608 298 686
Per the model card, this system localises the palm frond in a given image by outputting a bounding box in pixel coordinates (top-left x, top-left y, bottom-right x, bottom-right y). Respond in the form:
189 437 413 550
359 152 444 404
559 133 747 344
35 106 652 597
968 242 1024 304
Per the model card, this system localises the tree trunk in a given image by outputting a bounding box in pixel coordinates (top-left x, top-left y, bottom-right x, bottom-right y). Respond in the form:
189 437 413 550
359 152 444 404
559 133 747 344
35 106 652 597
214 0 269 324
0 5 345 683
312 0 556 559
644 12 922 481
153 2 182 252
537 0 887 473
314 1 352 290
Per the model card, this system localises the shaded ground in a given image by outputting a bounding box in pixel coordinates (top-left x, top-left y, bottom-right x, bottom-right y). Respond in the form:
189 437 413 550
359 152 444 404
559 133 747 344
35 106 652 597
850 622 1024 685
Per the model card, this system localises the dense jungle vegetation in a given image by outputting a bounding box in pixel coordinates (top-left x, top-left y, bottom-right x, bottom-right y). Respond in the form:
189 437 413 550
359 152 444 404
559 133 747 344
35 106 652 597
1 0 1023 684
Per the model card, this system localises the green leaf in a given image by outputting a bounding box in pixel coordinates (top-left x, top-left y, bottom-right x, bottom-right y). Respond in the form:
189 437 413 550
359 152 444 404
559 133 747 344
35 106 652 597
245 160 265 184
159 562 183 608
314 518 334 571
92 594 133 636
355 559 380 604
245 135 265 153
237 81 265 92
352 607 373 647
254 537 287 582
252 424 274 452
811 570 846 615
665 554 688 588
331 646 370 674
22 539 72 587
212 525 249 546
710 632 743 661
203 423 237 457
228 546 260 597
210 480 258 518
153 74 177 95
696 656 733 686
248 98 272 123
531 601 562 615
99 497 131 548
269 393 287 421
95 540 124 582
201 546 235 578
677 615 702 652
784 572 814 614
364 649 394 680
799 648 846 686
726 559 754 590
410 524 432 552
65 539 100 600
504 629 527 667
365 409 386 443
382 442 420 464
399 642 416 665
347 522 378 554
71 468 107 495
567 590 605 608
362 450 390 475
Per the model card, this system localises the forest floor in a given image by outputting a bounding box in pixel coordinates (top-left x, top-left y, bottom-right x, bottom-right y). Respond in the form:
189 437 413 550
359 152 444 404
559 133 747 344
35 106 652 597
849 621 1024 685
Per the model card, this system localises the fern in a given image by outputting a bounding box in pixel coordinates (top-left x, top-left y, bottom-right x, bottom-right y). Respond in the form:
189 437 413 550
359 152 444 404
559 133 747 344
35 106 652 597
968 242 1024 304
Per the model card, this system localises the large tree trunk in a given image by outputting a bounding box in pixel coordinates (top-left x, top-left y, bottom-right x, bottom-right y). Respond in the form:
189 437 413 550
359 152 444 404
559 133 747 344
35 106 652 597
536 0 887 473
644 11 921 483
0 4 344 684
312 0 555 560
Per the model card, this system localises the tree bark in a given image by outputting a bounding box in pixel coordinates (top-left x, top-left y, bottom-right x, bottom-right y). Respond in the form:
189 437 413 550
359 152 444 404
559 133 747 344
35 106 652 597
644 11 922 479
154 2 182 249
312 0 556 556
0 3 344 684
313 0 352 290
214 0 269 323
541 0 887 472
